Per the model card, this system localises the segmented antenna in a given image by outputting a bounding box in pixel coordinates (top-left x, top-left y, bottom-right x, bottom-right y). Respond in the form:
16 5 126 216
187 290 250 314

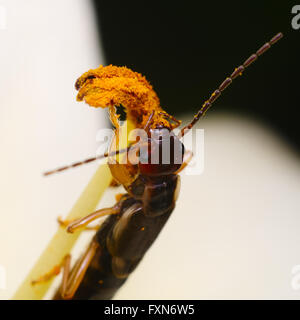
43 147 131 176
44 111 155 176
178 32 283 138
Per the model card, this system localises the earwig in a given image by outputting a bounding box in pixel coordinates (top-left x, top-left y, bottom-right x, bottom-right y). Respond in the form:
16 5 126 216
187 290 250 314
36 33 283 299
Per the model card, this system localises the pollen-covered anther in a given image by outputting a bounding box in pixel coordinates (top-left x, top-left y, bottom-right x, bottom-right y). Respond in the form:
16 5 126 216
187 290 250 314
75 65 173 129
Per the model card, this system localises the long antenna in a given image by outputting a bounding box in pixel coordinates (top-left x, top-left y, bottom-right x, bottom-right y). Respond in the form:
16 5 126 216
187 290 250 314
178 32 283 138
43 147 131 176
44 112 155 176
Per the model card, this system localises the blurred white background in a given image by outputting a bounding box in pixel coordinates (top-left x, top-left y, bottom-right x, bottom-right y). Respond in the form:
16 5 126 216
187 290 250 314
1 0 300 300
0 0 107 299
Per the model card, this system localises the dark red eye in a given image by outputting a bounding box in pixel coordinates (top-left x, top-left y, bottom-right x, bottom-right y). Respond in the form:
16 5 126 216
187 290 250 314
139 130 184 176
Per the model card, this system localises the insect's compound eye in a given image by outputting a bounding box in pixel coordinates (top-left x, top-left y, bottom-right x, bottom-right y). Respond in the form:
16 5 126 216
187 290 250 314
139 130 185 176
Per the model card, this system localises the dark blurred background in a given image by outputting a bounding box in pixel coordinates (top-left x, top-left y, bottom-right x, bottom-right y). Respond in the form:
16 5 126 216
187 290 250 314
92 0 299 151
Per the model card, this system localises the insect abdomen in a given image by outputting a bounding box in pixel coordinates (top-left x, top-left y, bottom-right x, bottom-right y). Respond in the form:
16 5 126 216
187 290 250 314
71 175 180 299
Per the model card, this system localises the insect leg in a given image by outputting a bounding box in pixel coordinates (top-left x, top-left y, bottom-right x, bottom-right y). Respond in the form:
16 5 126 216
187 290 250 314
57 217 99 231
31 265 61 285
59 240 99 300
32 207 111 287
109 106 121 128
115 193 126 202
143 110 155 132
158 111 182 129
109 179 121 187
66 205 121 234
175 150 193 174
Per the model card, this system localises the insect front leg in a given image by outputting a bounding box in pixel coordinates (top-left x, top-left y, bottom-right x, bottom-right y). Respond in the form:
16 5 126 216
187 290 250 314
158 111 182 129
110 179 121 187
64 204 122 234
175 150 193 174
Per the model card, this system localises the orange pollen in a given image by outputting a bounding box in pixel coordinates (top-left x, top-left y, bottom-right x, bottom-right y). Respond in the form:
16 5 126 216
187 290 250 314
75 64 173 129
